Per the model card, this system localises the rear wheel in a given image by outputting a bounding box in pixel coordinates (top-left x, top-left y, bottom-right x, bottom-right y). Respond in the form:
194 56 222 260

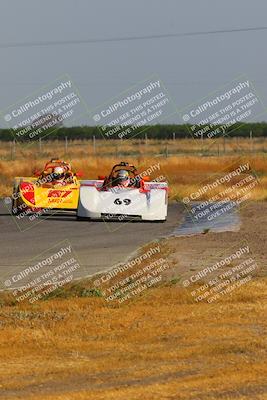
11 185 19 215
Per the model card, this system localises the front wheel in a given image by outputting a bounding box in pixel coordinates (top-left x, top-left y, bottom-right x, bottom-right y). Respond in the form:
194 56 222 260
76 215 90 221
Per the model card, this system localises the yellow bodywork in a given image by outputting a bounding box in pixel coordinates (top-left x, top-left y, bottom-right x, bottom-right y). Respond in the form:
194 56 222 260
14 177 80 210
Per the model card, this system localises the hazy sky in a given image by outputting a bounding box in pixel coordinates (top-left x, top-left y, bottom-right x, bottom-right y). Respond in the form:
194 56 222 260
1 0 267 126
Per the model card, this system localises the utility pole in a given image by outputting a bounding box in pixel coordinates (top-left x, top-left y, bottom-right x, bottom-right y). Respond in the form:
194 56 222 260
10 140 16 160
65 136 68 155
93 135 96 154
165 144 169 158
250 130 253 152
13 140 16 159
145 132 148 144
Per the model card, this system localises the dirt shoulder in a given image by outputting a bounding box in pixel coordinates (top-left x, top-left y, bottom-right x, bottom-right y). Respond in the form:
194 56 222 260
162 201 267 280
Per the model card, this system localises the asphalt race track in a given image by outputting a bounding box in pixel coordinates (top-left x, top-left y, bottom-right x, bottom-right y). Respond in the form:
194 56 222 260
0 200 184 285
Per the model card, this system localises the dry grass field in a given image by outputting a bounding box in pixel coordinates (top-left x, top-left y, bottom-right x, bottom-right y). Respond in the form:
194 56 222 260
0 138 267 200
0 277 266 400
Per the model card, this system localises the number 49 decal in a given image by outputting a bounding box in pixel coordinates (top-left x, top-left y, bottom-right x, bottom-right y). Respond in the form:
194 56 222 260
114 198 131 205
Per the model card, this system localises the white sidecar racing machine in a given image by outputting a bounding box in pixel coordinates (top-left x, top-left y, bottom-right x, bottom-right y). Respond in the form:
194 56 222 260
77 162 168 222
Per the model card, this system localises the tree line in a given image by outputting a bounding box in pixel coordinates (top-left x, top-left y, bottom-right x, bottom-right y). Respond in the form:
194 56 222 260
1 122 267 141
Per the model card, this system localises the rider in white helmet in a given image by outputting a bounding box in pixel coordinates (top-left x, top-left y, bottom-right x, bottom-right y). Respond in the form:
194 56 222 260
52 166 66 185
115 169 130 187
